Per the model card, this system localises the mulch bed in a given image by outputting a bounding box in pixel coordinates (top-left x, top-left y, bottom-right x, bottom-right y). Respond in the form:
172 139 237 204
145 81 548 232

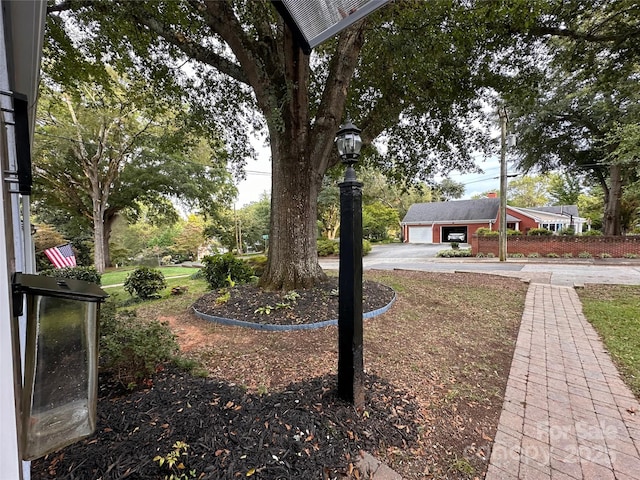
32 367 423 479
192 278 395 325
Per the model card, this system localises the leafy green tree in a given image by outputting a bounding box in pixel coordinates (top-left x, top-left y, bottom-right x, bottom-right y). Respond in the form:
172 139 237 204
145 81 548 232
548 173 583 206
237 195 271 251
578 186 605 231
359 167 432 225
47 0 515 289
34 73 236 272
362 202 400 241
173 214 207 261
317 177 341 240
204 209 237 254
507 175 552 208
432 178 465 202
503 1 640 235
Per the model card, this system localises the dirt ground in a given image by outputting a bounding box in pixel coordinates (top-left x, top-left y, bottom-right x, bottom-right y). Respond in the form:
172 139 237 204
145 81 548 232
32 270 527 479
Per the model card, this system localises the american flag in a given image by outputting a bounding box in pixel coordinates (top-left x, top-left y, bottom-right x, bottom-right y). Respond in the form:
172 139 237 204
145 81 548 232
44 243 77 269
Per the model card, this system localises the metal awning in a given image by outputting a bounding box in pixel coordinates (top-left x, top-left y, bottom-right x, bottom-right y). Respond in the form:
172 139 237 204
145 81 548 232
272 0 391 54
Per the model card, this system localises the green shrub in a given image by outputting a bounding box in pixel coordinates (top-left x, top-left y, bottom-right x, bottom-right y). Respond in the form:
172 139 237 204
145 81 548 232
599 253 612 258
558 227 575 236
562 253 574 258
582 229 603 236
476 252 486 258
436 248 473 258
546 252 560 258
624 253 640 259
317 238 338 257
362 239 372 256
486 252 495 258
99 306 178 388
190 268 205 280
578 251 593 258
40 266 102 285
319 238 372 256
201 254 254 290
123 267 167 299
244 255 268 277
528 228 553 236
476 228 499 237
508 253 525 258
450 242 459 249
507 229 522 236
527 253 540 258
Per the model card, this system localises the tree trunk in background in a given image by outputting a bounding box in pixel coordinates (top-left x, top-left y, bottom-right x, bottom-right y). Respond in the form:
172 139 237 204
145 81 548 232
603 164 623 236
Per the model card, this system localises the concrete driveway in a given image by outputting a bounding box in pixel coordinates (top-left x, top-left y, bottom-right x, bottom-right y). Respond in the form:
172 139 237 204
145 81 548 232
319 242 640 286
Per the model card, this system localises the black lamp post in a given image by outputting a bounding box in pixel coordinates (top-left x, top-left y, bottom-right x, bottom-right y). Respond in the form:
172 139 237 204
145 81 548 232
335 119 364 408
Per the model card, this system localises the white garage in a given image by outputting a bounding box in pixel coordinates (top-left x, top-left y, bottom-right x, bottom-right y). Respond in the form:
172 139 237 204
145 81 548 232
408 226 433 243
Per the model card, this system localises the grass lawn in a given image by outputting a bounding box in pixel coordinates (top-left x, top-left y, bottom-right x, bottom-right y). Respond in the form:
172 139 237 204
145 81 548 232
101 266 200 286
578 285 640 398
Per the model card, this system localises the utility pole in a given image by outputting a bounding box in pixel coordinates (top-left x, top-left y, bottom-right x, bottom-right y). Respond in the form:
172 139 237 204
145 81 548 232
499 106 508 262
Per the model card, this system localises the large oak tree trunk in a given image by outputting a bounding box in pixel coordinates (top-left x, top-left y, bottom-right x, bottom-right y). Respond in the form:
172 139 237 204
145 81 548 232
262 139 326 290
256 23 364 290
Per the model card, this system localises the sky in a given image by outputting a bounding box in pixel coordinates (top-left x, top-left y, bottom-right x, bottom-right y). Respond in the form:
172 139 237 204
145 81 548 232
235 152 515 207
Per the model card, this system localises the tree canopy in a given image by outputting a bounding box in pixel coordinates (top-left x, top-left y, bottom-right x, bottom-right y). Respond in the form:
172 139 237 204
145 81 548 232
503 0 640 234
45 0 523 288
33 69 236 271
43 0 640 285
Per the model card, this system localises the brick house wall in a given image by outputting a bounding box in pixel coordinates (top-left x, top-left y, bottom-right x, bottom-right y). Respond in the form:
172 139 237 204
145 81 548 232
472 235 640 257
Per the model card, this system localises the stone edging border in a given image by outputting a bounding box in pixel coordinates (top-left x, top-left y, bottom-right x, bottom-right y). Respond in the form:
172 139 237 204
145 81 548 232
192 291 397 331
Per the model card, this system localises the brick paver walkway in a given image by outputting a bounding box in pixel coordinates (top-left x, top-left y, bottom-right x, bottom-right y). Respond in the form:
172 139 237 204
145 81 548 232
486 283 640 479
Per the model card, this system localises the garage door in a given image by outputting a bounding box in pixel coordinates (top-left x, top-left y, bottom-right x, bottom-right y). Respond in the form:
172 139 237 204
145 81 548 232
408 226 433 243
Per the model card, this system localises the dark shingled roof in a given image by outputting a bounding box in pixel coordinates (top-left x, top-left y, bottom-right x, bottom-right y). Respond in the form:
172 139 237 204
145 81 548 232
402 198 500 224
529 205 579 217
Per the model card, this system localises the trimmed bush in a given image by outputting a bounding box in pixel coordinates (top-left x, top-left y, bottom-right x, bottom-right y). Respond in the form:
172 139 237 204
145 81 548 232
362 239 372 256
319 238 372 256
476 227 499 237
317 238 338 257
436 248 473 258
507 229 523 236
546 252 560 258
40 266 102 285
578 251 593 258
99 305 178 388
527 253 540 258
558 227 575 236
124 267 167 299
201 254 254 290
582 229 603 236
527 228 553 236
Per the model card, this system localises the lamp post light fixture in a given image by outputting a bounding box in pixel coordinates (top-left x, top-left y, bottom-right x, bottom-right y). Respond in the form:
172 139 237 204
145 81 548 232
335 119 365 408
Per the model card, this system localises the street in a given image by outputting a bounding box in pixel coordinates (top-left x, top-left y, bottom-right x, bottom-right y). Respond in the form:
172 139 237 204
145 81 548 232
319 243 640 286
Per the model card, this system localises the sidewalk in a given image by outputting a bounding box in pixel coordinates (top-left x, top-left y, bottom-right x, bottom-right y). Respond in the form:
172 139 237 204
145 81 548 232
486 283 640 479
